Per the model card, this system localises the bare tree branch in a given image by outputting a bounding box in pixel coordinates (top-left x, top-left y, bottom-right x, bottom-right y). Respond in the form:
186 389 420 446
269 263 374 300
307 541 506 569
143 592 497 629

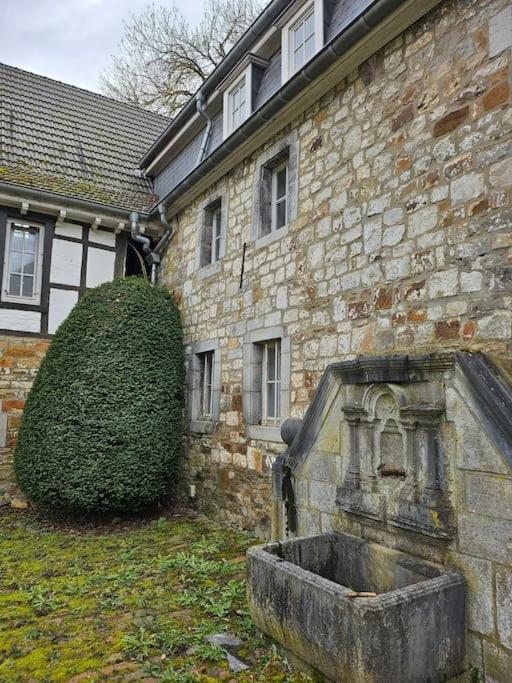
101 0 265 116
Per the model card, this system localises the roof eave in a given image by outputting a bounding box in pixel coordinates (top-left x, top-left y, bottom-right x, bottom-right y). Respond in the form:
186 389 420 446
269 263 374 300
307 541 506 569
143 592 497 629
149 0 441 218
139 0 292 170
0 181 160 231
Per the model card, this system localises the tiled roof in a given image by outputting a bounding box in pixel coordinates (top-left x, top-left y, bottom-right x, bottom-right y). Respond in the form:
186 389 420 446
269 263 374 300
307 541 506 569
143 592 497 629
0 62 170 213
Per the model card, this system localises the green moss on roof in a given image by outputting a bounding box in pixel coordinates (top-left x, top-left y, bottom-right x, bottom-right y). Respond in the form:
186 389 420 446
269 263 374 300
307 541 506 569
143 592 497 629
0 62 169 212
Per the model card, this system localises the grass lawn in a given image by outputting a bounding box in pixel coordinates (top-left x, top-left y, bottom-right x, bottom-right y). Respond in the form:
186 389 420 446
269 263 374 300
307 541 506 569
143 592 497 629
0 509 310 682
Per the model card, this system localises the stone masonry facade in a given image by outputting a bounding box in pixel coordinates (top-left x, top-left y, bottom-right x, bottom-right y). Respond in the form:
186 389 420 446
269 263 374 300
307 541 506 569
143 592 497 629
160 0 512 536
0 335 49 507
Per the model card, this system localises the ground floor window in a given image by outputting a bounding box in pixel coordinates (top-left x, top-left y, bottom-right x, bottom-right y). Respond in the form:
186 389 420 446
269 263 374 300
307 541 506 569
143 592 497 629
2 220 44 304
261 339 281 425
199 350 214 419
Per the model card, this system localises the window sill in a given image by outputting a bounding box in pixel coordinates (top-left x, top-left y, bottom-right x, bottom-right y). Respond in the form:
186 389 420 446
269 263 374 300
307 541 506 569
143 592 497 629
254 225 289 250
1 296 41 306
189 419 217 434
246 424 283 443
195 260 221 280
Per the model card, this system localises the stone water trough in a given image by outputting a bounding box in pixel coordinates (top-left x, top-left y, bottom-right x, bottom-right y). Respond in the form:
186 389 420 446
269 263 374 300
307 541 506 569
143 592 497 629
247 532 465 682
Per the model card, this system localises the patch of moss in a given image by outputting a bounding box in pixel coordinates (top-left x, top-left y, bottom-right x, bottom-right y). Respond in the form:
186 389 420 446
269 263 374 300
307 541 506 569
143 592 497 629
0 511 311 682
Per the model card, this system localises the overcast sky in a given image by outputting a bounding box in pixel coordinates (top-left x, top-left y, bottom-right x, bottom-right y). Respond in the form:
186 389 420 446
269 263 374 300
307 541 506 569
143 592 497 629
0 0 204 93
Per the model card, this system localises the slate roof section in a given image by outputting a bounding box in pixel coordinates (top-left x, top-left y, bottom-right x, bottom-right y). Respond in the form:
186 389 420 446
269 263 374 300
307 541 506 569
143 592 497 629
0 63 170 213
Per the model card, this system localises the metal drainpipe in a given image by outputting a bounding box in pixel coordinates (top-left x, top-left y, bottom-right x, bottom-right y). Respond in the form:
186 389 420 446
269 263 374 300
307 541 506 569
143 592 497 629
128 209 174 285
129 211 154 282
196 91 212 165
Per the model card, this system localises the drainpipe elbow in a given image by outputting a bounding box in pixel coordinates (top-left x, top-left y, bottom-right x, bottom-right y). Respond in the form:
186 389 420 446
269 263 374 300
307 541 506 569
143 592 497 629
129 211 151 254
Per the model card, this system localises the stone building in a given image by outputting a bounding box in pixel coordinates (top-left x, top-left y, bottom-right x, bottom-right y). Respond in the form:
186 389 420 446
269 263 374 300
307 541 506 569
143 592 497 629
0 64 167 504
0 0 511 677
140 0 512 676
145 0 512 533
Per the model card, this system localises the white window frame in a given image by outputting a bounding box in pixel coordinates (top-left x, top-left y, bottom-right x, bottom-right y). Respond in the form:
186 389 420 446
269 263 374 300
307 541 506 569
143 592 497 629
222 66 252 138
271 161 288 233
2 219 44 305
230 78 246 131
189 339 222 433
200 198 223 267
242 327 290 442
261 340 281 426
211 204 222 264
199 350 215 419
280 0 324 82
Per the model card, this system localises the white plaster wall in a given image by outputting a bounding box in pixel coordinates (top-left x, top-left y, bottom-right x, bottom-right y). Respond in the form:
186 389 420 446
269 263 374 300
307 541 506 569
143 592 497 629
50 239 82 286
54 223 82 240
89 228 116 248
0 309 41 333
86 247 115 288
48 288 79 334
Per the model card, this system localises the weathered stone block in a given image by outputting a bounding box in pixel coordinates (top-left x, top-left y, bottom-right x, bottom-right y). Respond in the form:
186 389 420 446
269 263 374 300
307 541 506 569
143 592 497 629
496 565 512 650
489 6 512 57
490 157 512 189
247 533 465 683
309 480 337 513
459 514 512 564
465 472 512 521
449 553 495 636
435 319 460 340
429 269 458 298
478 312 512 340
483 641 512 683
483 81 510 112
451 172 485 203
433 107 469 138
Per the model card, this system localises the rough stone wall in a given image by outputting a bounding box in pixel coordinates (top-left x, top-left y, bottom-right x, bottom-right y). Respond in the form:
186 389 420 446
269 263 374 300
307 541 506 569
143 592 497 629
160 0 512 536
0 335 49 507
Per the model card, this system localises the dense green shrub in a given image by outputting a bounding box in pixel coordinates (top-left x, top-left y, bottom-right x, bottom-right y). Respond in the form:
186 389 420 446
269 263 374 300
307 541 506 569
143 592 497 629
14 278 184 514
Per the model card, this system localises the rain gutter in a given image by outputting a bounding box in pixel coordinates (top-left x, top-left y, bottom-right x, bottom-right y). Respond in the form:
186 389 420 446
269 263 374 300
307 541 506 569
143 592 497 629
139 0 292 170
0 180 152 224
147 0 406 219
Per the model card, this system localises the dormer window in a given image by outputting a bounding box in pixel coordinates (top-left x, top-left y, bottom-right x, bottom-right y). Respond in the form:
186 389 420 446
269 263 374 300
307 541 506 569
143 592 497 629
290 6 315 73
221 55 269 139
279 0 324 82
229 78 247 131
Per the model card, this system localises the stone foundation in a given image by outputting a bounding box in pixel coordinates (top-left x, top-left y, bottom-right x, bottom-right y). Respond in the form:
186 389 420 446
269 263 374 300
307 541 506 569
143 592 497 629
0 335 49 506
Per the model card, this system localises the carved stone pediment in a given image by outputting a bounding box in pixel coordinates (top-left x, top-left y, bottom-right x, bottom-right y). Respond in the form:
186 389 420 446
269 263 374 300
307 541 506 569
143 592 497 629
337 381 452 539
274 353 512 544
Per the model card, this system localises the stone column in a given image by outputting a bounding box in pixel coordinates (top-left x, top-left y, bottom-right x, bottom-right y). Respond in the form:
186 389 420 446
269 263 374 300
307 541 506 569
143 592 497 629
342 405 366 489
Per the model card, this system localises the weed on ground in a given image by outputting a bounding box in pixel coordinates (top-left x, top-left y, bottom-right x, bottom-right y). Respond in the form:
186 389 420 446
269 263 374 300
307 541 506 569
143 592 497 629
0 509 311 682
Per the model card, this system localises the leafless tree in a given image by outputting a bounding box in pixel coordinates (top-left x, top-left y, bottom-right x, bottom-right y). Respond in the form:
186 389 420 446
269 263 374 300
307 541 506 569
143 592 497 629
101 0 265 116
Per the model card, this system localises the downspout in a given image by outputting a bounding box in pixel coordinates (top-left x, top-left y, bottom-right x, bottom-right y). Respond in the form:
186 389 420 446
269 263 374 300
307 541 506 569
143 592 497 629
128 208 174 285
196 91 212 165
129 210 156 284
151 202 175 284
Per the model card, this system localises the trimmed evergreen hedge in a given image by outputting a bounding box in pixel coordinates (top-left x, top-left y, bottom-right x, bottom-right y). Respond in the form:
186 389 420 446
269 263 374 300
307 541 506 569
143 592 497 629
14 278 184 514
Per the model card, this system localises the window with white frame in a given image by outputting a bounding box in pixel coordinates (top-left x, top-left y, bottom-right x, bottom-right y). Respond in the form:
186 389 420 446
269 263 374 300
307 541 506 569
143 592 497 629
271 161 288 232
2 220 44 304
200 198 222 267
190 340 221 432
290 6 315 73
199 350 215 418
261 339 281 425
243 328 289 440
280 0 324 82
229 77 246 132
257 148 290 238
